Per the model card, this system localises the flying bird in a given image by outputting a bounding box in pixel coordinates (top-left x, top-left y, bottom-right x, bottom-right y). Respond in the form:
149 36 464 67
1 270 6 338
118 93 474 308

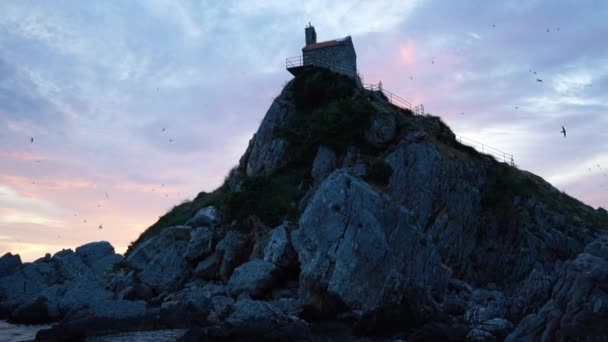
169 139 173 142
161 128 166 132
515 106 519 109
536 78 543 83
561 126 567 138
105 192 109 198
84 219 87 223
492 24 496 28
431 60 435 64
30 137 34 144
547 28 550 32
98 224 103 230
410 76 413 80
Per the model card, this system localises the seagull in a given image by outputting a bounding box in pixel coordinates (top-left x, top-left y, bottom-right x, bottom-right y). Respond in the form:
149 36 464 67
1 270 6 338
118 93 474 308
410 76 413 80
547 28 550 32
536 78 543 83
561 126 567 138
84 219 87 223
515 106 519 109
98 224 103 230
161 128 166 132
492 24 496 28
30 137 34 144
169 139 173 142
431 60 435 64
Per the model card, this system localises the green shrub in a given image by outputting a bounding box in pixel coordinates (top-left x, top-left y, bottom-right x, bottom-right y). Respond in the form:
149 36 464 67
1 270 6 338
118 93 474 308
290 68 356 110
364 160 394 186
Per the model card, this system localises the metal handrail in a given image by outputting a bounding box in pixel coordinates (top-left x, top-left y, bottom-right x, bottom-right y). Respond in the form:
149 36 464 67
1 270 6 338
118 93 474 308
363 84 412 110
456 135 515 165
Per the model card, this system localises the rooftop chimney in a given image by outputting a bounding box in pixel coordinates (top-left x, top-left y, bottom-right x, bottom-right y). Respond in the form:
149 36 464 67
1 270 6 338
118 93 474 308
305 23 316 46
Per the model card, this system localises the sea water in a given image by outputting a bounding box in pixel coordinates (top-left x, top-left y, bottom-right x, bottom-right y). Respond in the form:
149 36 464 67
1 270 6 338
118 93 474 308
0 320 50 342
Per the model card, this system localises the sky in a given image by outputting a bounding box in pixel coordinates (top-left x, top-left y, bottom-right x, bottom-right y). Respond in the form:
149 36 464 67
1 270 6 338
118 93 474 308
1 0 607 262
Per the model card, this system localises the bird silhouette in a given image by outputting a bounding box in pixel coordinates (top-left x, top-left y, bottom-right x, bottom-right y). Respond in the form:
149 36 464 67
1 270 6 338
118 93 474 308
98 224 103 230
84 219 87 223
161 128 166 132
547 28 550 32
30 137 34 144
536 78 543 83
105 192 109 198
515 106 519 109
492 24 496 28
169 139 173 142
561 126 567 138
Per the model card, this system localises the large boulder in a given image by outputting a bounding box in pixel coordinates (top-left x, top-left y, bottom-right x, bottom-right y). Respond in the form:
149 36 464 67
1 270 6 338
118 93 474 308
8 296 52 324
216 230 249 282
185 206 221 228
75 241 122 276
263 222 297 269
184 226 215 261
292 170 451 326
0 252 21 278
227 259 280 298
126 226 192 292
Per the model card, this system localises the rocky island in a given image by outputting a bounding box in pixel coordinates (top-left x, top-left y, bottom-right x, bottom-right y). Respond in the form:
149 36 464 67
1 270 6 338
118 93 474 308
1 67 607 341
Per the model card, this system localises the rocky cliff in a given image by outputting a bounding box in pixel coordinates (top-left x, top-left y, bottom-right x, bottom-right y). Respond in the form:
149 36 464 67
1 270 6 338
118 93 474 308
1 68 607 341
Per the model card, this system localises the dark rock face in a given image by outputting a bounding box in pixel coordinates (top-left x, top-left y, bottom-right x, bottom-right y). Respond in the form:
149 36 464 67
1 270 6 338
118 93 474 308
240 86 295 177
226 259 280 298
126 226 192 292
293 170 451 324
0 253 21 278
9 296 51 324
507 235 608 341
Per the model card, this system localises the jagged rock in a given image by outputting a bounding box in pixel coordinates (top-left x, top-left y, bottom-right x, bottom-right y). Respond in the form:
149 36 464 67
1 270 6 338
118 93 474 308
227 259 280 298
507 244 608 341
184 226 215 261
185 206 221 228
292 170 451 325
311 145 337 182
241 90 295 177
0 252 21 278
126 226 191 292
193 253 221 280
216 230 248 282
76 241 122 276
365 112 397 146
263 222 297 269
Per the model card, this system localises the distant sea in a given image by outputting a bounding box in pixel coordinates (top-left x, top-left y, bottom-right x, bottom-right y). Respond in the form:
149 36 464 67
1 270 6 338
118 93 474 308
0 320 49 342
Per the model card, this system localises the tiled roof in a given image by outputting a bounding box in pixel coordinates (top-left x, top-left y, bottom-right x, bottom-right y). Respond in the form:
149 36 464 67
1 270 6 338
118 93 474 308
303 37 348 51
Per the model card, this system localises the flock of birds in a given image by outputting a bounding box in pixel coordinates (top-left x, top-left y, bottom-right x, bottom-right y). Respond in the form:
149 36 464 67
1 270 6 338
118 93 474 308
25 126 183 238
13 20 607 245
